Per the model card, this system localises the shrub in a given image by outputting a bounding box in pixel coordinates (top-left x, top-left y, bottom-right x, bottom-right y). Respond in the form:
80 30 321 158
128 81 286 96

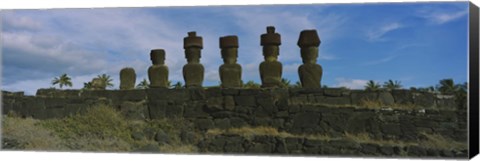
2 115 65 150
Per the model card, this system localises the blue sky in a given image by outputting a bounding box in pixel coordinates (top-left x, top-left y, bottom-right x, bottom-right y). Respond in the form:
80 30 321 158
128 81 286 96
1 2 469 95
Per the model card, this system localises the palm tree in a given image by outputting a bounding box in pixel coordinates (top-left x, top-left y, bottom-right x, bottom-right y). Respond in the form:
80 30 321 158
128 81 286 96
173 81 183 89
365 80 381 91
437 79 456 94
244 80 261 89
383 79 402 91
418 86 436 93
281 78 291 88
51 73 73 89
136 78 149 89
82 81 93 90
96 74 114 88
291 81 302 88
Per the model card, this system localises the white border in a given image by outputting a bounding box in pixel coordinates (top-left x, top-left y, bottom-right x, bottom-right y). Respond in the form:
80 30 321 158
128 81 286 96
1 0 478 161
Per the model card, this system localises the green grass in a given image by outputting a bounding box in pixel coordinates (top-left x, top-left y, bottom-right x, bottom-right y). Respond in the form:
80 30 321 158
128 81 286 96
2 104 196 153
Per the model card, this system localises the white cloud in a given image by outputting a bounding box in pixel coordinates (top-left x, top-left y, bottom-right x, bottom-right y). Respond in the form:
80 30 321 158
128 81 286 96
432 10 468 24
418 8 468 25
1 78 52 95
334 77 369 89
366 22 403 41
2 6 344 93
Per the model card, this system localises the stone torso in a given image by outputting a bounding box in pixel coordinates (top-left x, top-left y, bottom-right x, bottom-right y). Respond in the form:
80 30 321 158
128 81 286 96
219 63 242 88
298 63 322 88
148 65 169 88
259 61 282 88
183 63 204 88
120 68 136 90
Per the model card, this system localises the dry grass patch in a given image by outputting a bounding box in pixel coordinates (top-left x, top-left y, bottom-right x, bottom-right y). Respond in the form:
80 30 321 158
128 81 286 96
360 99 416 110
419 132 467 151
2 115 66 150
159 144 198 153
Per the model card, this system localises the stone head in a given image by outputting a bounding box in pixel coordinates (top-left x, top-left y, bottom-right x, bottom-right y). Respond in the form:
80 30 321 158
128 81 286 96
220 35 239 64
150 49 165 65
300 47 319 64
185 48 201 62
262 45 279 62
298 29 321 64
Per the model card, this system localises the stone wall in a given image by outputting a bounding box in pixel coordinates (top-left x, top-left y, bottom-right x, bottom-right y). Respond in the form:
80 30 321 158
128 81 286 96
1 88 467 145
198 134 467 158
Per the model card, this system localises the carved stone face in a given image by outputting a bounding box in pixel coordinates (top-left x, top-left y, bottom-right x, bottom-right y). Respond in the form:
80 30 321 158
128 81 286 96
221 48 238 64
185 48 201 63
301 47 318 64
151 55 165 65
262 46 279 62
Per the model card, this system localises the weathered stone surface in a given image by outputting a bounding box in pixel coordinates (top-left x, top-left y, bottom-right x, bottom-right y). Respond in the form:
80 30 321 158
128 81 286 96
205 97 223 112
148 100 169 119
183 32 204 88
147 88 187 101
361 143 379 154
214 118 231 129
183 103 210 118
195 118 214 130
234 95 256 106
223 96 235 111
297 30 322 89
36 89 80 98
378 92 395 105
392 89 413 104
230 117 248 127
149 49 169 88
219 35 242 88
351 91 378 105
324 88 345 97
165 105 184 118
119 67 136 90
315 96 351 105
260 26 283 88
91 78 106 90
292 112 321 129
413 92 435 108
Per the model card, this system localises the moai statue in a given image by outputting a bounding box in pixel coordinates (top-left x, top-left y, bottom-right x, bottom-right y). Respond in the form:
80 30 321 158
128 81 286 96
219 35 243 88
91 78 106 90
119 67 136 90
260 26 282 88
183 31 204 88
297 30 323 88
148 49 169 88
